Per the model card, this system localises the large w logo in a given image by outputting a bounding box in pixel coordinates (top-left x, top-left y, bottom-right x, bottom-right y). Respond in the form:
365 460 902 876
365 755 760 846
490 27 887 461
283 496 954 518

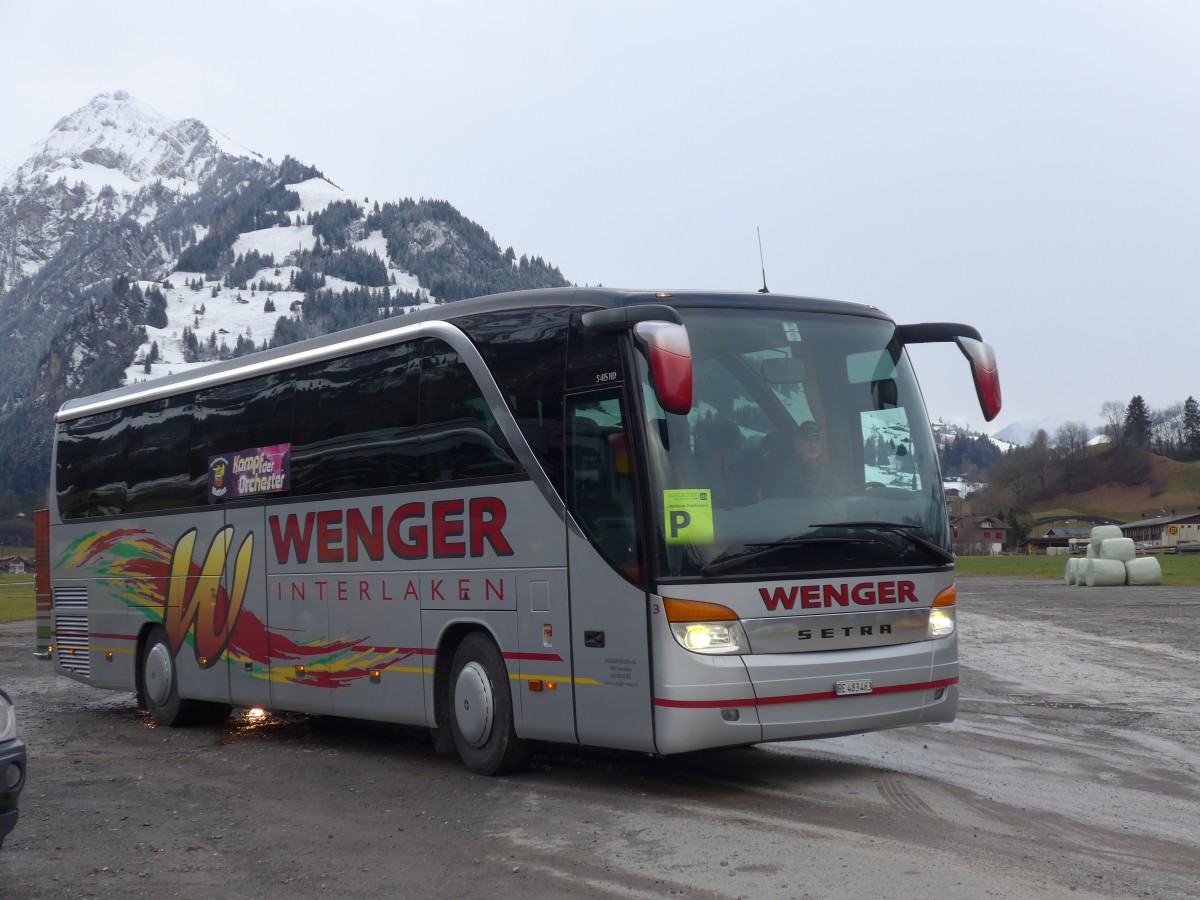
163 526 254 668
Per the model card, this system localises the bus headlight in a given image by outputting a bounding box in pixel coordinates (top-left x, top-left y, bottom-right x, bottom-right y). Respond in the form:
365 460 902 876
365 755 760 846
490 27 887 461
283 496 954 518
928 584 957 639
670 621 748 654
927 606 956 639
663 598 748 655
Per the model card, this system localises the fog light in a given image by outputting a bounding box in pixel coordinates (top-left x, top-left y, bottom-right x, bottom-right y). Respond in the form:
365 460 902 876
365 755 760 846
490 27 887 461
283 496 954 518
4 761 21 790
721 709 740 722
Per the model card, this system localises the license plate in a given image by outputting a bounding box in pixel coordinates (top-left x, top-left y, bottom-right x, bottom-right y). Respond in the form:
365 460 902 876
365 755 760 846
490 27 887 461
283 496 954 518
835 679 873 696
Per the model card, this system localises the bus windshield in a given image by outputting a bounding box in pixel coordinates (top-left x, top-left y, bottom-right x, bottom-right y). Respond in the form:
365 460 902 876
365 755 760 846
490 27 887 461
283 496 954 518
637 307 950 579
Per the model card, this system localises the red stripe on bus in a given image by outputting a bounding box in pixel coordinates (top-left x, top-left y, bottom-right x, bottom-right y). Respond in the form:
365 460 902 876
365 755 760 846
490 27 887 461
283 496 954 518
349 645 435 655
503 652 565 663
75 632 138 642
653 677 958 709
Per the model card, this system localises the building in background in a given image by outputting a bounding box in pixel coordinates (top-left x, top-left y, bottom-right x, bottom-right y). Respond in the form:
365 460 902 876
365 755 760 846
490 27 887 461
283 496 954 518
1120 512 1200 552
952 515 1010 556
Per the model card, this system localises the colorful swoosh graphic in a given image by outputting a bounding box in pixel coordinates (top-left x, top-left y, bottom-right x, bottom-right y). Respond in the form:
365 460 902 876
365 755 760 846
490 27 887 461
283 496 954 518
59 528 421 688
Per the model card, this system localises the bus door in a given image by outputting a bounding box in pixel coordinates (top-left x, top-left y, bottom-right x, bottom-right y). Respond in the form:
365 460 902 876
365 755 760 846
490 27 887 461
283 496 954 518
221 504 274 711
565 390 655 751
263 499 333 716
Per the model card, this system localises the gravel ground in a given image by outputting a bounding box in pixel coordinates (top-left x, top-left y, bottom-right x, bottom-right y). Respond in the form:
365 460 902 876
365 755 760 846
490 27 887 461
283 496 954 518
1 575 1198 899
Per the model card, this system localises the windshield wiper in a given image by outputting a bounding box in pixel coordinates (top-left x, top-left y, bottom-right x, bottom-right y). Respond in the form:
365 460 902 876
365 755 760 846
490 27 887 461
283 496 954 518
809 520 954 565
701 535 867 577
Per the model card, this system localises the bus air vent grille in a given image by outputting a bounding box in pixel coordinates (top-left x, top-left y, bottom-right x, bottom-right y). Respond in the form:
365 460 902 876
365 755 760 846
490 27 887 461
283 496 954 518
53 586 88 609
55 615 91 676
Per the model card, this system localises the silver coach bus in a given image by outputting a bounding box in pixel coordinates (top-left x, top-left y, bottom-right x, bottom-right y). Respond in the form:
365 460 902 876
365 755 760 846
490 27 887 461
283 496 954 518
43 288 1000 774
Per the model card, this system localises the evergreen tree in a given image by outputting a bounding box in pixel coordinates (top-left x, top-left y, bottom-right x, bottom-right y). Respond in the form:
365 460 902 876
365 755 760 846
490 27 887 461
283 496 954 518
1184 395 1200 454
145 285 168 328
1124 395 1152 447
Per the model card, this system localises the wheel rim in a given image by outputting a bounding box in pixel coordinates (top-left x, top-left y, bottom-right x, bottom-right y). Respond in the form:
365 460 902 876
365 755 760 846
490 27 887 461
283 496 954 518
453 661 494 748
144 642 173 708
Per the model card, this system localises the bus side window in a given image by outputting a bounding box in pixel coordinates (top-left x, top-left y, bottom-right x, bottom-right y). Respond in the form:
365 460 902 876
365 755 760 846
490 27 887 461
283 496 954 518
193 373 294 498
565 391 641 581
56 410 128 519
418 339 521 483
292 344 420 495
567 307 624 391
455 307 570 497
126 395 202 512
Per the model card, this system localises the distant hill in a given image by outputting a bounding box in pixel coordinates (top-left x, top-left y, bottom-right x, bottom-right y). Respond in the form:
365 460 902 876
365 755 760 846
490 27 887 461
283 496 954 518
969 439 1200 526
1031 453 1200 523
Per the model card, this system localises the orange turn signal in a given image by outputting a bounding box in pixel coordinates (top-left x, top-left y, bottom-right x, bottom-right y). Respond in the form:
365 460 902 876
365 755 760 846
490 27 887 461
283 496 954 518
933 584 957 607
663 597 740 623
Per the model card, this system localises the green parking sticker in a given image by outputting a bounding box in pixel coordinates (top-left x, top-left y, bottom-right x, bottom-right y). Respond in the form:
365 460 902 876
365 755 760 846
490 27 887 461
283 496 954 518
663 489 714 544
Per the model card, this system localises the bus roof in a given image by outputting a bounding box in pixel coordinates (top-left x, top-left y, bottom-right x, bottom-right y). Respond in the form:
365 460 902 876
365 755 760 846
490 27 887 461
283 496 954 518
55 287 893 422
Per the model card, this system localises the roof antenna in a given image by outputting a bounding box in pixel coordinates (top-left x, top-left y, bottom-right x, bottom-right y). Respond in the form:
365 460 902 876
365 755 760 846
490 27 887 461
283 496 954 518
756 226 769 293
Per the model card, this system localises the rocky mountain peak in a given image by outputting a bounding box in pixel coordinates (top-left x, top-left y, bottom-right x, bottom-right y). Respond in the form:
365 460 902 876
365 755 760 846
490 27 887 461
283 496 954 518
5 90 259 200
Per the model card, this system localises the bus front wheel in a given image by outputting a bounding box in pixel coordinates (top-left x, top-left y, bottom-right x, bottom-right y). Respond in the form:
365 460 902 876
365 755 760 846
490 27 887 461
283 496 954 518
141 626 230 727
448 632 529 775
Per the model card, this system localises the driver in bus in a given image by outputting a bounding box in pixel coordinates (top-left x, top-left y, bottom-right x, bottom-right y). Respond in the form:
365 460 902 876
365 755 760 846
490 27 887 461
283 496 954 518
762 419 828 497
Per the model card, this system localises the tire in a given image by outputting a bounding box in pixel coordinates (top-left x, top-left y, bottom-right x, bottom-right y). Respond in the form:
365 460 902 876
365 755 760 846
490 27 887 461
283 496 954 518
140 626 231 727
447 632 529 775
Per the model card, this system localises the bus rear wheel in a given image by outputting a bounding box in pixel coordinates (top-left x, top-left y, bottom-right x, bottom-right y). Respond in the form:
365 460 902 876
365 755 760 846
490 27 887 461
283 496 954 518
448 632 529 775
141 626 231 727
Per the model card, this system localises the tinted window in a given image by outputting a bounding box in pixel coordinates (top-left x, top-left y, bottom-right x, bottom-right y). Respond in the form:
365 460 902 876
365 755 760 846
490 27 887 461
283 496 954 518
566 390 641 581
456 308 568 495
194 373 294 500
567 307 624 391
126 395 201 512
292 344 420 495
418 338 520 482
56 411 128 519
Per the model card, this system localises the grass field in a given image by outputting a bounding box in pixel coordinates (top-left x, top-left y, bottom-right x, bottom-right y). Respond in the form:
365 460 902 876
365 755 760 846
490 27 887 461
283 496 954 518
0 574 34 624
0 545 36 624
954 553 1200 585
0 547 34 624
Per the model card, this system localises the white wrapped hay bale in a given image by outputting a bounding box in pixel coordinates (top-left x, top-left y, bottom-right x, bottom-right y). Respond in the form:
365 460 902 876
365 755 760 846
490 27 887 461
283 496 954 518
1086 543 1097 559
1125 557 1163 586
1064 558 1078 585
1099 537 1136 562
1085 558 1127 587
1090 525 1123 554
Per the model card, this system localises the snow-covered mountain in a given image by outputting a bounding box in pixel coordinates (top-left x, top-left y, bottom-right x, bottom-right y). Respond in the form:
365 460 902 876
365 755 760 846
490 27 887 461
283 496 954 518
990 408 1100 447
120 176 429 389
0 92 569 497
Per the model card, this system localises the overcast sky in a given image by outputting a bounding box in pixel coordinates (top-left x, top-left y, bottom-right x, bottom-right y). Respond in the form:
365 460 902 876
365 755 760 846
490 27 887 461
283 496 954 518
2 1 1197 436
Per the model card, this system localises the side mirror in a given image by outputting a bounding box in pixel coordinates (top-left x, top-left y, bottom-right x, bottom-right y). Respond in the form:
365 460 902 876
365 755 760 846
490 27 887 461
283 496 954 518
633 320 693 415
581 305 693 416
955 336 1002 422
897 322 1002 423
